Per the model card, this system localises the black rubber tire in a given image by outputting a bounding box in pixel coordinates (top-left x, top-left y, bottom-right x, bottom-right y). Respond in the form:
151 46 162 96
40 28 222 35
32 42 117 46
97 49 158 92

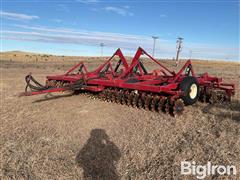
179 76 200 105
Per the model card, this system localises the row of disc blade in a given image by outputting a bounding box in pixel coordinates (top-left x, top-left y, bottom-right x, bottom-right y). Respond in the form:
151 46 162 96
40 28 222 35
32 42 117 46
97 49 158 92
98 89 185 116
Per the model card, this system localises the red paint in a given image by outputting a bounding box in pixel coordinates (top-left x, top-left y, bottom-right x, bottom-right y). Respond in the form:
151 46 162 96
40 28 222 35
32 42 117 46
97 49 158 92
21 47 235 99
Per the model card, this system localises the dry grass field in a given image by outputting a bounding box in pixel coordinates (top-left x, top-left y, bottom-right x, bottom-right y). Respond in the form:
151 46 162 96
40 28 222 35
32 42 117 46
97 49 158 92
1 51 240 179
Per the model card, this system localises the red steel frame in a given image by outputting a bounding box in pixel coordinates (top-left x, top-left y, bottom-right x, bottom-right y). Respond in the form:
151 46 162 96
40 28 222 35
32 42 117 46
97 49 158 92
22 47 235 99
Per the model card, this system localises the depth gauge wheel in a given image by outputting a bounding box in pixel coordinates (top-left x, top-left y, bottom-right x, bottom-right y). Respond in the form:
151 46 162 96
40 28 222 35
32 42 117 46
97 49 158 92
179 76 200 105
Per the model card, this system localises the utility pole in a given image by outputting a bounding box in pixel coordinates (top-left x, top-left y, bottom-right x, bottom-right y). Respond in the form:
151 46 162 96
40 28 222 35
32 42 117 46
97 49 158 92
100 43 105 57
189 50 192 59
176 37 183 67
152 36 159 57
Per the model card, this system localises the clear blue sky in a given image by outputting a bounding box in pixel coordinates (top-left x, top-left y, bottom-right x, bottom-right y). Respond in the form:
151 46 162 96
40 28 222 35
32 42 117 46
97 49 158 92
1 0 239 61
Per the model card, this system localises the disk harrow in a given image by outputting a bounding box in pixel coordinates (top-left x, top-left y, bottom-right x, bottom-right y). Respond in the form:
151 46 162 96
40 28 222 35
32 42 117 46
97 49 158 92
20 47 235 117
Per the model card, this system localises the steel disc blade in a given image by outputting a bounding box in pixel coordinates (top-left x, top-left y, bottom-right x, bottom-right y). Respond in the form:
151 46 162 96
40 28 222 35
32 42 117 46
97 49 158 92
158 97 166 112
132 94 139 108
173 99 184 116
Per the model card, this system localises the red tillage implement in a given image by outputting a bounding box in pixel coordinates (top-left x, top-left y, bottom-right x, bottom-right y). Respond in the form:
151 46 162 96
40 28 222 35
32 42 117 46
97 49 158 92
20 47 235 116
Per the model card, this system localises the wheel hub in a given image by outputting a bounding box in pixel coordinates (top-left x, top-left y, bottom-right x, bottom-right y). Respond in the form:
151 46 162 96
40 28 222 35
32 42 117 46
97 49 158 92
190 84 198 99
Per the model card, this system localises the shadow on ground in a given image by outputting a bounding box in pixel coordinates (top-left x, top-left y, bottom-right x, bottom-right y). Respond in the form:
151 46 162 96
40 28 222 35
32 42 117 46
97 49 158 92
76 129 121 180
32 92 75 103
202 100 240 122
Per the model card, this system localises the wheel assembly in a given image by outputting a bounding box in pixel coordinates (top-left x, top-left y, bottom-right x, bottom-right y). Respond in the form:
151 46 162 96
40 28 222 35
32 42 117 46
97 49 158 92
179 76 200 105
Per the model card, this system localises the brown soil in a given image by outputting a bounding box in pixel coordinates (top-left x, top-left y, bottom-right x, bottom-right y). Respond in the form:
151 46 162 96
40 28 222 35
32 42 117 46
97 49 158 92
1 52 240 179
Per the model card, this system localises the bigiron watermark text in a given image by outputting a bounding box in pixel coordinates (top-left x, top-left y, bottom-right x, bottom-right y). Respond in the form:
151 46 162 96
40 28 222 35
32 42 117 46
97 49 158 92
181 161 237 179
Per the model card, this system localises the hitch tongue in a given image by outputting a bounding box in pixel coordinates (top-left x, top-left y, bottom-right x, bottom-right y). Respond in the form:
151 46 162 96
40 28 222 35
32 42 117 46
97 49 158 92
25 73 48 92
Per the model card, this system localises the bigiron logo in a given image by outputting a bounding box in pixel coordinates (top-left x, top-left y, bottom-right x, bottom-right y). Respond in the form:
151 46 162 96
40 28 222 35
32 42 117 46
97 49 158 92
181 161 237 179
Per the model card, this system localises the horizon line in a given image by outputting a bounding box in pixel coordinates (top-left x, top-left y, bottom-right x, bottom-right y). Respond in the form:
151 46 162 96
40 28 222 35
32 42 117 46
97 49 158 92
1 49 239 63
